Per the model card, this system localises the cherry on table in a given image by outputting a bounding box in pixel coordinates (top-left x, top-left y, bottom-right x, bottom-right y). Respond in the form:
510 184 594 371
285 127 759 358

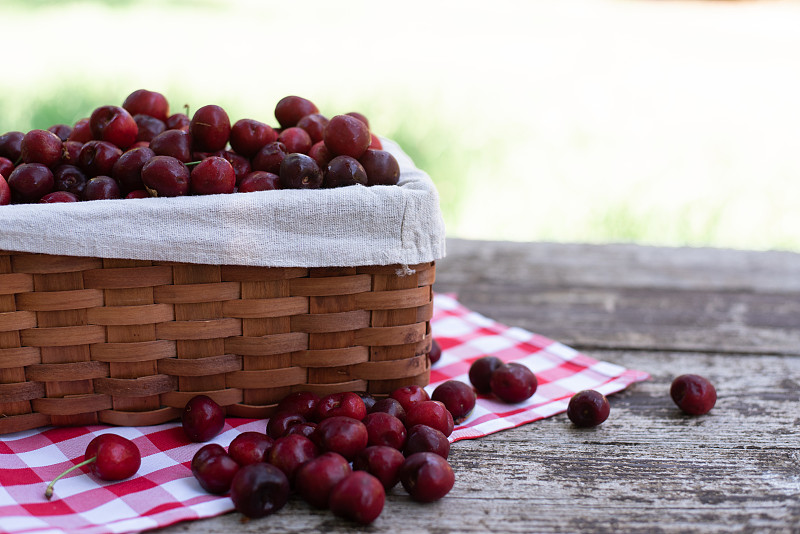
191 443 240 494
468 355 503 394
294 451 351 509
228 431 274 466
399 451 455 503
369 397 407 424
567 390 611 428
314 391 367 421
389 384 430 413
266 434 319 483
404 424 450 459
353 445 405 490
230 462 289 518
275 390 320 419
363 412 407 450
181 394 225 442
671 374 717 415
432 380 476 423
44 433 141 500
267 412 307 440
312 415 369 462
428 338 443 366
328 471 385 525
405 400 454 437
490 362 538 403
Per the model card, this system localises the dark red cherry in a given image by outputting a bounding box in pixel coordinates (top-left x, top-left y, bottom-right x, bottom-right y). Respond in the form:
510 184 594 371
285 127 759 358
181 394 225 442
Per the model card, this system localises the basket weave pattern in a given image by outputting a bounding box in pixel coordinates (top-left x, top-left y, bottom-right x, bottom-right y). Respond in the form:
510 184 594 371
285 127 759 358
0 252 434 435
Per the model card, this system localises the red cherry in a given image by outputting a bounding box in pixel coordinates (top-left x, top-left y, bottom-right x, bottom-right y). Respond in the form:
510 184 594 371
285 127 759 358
182 394 225 442
44 434 141 500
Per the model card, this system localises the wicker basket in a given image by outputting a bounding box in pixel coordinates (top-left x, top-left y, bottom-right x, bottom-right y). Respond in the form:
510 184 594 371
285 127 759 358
0 251 434 435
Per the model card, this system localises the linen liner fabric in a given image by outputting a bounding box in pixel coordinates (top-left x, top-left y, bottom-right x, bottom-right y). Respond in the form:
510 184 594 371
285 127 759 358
0 138 446 267
0 294 650 534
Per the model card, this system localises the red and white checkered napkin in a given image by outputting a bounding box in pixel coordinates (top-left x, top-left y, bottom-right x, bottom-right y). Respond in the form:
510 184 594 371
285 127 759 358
0 293 649 534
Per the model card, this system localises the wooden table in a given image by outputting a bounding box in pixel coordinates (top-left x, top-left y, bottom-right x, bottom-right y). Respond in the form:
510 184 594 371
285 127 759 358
156 239 800 533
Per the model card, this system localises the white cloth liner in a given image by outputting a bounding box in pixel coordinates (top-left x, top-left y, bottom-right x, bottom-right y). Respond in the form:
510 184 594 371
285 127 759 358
0 138 446 267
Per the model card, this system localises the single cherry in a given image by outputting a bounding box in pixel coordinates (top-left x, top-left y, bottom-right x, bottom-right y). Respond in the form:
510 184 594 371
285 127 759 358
123 89 170 122
324 155 368 188
275 391 320 419
277 126 312 154
274 95 319 128
469 356 503 394
190 104 231 152
312 416 369 461
191 443 240 494
190 156 235 195
490 362 537 403
389 384 430 413
431 380 476 423
228 432 274 466
405 400 454 437
428 339 442 366
314 391 368 421
369 397 407 423
362 412 407 450
671 374 717 415
230 462 290 518
0 156 15 179
279 153 322 189
181 394 225 442
267 412 307 440
324 114 370 159
400 452 455 503
90 105 138 149
404 424 450 459
39 191 79 203
266 434 319 483
0 175 10 205
238 171 281 192
567 390 611 427
353 445 405 490
84 176 121 200
8 163 54 202
45 433 141 500
251 141 287 174
328 471 385 525
294 451 352 509
141 155 190 197
21 129 63 168
360 149 400 186
229 118 277 157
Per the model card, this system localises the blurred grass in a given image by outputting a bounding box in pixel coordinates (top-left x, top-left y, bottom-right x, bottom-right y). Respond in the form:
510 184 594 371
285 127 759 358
2 0 800 253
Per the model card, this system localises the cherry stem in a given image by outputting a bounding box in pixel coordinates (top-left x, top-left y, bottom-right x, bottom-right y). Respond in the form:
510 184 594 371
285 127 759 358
185 160 202 167
44 456 96 500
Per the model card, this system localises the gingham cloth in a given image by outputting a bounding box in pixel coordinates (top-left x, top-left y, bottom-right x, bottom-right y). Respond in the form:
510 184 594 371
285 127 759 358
0 293 649 534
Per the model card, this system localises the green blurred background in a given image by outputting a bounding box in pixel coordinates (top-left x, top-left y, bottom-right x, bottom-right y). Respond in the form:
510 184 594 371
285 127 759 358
3 0 800 251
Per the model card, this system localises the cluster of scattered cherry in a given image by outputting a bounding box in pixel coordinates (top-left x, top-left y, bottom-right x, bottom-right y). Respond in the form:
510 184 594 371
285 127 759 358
43 339 716 525
0 90 400 205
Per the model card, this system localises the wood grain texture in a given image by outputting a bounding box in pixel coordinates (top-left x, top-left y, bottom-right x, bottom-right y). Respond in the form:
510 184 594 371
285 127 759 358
151 240 800 534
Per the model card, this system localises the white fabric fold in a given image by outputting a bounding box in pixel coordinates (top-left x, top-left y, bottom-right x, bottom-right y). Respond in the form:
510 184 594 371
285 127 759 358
0 138 446 267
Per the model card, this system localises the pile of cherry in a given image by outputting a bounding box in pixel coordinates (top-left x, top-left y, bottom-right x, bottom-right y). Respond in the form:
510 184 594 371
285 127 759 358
0 90 400 205
43 340 717 526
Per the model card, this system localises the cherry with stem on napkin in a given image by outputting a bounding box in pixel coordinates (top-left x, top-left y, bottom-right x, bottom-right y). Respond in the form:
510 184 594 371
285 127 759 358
44 434 141 500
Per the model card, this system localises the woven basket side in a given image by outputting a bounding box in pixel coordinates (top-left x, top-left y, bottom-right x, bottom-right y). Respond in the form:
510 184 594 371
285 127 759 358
0 253 436 433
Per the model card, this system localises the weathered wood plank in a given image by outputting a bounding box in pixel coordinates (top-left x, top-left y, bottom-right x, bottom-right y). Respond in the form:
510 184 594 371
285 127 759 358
434 240 800 355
